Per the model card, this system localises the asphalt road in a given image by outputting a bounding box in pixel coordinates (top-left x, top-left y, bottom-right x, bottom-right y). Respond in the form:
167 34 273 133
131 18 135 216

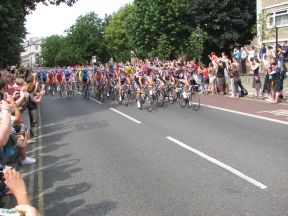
31 93 287 216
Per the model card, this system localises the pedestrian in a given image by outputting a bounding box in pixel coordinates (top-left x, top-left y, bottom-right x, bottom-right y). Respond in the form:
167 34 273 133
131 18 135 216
240 47 247 75
251 58 262 97
233 47 241 63
268 61 281 103
216 62 225 94
260 43 266 61
247 46 256 74
208 63 217 95
229 63 241 98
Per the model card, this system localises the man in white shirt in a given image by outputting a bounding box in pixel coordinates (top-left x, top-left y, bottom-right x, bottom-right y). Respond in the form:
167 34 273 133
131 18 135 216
240 47 247 75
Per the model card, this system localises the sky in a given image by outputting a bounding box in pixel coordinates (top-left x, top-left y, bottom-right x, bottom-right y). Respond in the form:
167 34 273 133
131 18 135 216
25 0 133 39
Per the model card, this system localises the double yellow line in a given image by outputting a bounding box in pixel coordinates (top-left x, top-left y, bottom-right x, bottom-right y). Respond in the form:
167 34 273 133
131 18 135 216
28 107 45 215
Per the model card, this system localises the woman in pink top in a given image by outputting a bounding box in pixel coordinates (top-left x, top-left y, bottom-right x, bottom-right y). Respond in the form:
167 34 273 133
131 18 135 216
209 52 219 62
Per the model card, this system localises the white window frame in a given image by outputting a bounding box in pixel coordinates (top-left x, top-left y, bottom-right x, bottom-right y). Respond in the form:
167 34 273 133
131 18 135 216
268 8 288 28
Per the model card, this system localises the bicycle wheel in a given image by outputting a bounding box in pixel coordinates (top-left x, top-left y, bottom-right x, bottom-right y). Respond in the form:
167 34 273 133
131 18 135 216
178 91 187 108
156 90 165 107
111 88 116 100
189 92 200 111
59 88 63 97
145 95 153 112
123 90 131 107
168 89 177 104
86 88 90 100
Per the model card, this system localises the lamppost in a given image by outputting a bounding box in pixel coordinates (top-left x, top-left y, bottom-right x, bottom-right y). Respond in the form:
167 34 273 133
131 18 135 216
275 26 279 60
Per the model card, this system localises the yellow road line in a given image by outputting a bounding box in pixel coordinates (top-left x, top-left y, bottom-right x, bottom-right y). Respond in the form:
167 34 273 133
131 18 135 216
37 107 45 216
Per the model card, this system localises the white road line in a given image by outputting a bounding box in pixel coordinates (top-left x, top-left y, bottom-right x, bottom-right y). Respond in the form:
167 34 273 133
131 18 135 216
201 104 288 125
109 108 142 124
77 92 103 104
166 136 267 190
89 97 103 104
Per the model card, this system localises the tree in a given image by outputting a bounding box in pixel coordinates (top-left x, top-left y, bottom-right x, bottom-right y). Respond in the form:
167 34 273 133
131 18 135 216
41 35 64 66
104 4 134 62
130 0 189 59
22 0 78 15
0 0 77 67
66 12 109 64
185 0 256 57
254 10 275 43
186 27 208 61
0 1 26 67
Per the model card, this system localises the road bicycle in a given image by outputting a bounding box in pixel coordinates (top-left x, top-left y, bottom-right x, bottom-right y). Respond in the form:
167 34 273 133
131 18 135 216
179 85 200 111
82 82 90 100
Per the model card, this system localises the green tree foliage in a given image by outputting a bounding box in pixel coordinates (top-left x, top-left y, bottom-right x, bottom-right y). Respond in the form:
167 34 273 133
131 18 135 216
254 10 275 43
0 1 26 66
41 12 108 66
41 35 64 66
104 4 134 62
66 12 108 64
0 0 77 67
186 27 208 61
23 0 78 15
185 0 256 55
130 0 189 59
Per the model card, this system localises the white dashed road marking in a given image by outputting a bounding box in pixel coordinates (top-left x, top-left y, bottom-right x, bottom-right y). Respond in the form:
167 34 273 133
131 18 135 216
166 136 268 190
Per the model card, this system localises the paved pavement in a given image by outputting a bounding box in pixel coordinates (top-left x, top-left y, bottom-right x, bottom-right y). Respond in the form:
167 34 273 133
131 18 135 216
24 92 288 216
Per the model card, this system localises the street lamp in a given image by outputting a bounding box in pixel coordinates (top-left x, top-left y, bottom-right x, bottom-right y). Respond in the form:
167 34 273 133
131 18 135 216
275 26 279 60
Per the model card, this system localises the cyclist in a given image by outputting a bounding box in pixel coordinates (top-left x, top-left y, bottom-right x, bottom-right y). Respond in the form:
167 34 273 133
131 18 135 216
47 70 55 94
82 66 90 93
56 69 64 93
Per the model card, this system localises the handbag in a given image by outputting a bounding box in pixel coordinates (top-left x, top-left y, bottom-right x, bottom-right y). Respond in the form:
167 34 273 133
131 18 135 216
27 94 38 111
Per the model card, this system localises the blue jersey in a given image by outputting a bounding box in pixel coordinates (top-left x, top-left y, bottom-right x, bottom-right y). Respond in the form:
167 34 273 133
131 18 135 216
64 70 71 78
43 71 47 78
82 69 89 79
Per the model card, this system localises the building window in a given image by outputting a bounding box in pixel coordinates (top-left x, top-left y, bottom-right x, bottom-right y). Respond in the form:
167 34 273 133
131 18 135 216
269 9 288 27
35 46 38 51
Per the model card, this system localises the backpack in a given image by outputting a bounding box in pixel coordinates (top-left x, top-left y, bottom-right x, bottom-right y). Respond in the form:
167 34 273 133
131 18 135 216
27 94 37 111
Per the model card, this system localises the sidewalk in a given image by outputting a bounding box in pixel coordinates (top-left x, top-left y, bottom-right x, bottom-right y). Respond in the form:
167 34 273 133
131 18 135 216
200 94 288 124
228 75 288 104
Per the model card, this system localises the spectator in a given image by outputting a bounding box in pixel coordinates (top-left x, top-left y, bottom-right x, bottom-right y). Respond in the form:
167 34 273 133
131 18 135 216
208 52 219 63
202 64 209 94
216 62 225 94
268 61 281 103
283 41 288 72
233 47 241 63
229 63 241 98
0 100 12 147
260 43 266 61
208 63 217 95
240 47 247 75
252 58 262 97
3 168 41 216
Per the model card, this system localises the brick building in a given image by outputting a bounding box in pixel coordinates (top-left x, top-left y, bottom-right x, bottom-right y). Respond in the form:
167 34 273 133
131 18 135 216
257 0 288 44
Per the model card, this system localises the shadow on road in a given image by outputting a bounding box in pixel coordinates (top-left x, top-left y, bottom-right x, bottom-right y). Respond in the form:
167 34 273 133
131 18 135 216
70 201 118 216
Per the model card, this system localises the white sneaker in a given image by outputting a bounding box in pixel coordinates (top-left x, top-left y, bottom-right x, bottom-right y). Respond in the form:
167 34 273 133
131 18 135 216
21 157 36 165
107 92 110 97
119 96 122 102
137 100 141 109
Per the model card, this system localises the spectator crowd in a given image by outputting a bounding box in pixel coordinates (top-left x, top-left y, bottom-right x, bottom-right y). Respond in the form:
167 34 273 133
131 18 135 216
0 66 43 215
